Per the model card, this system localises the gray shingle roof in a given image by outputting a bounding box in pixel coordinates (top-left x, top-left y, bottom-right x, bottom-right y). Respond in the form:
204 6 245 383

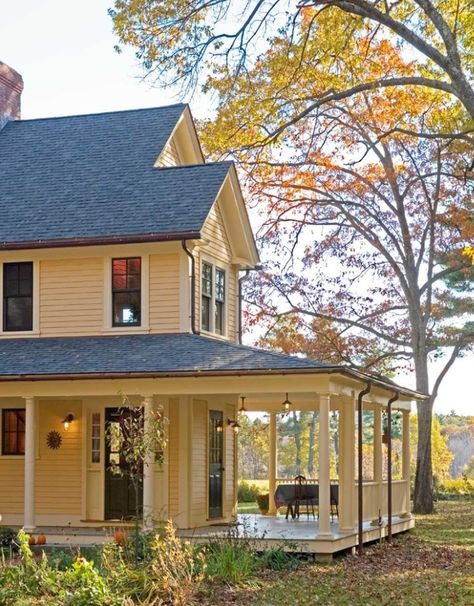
0 333 330 377
0 106 231 246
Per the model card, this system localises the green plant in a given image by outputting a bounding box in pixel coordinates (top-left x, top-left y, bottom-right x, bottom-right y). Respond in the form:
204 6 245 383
105 393 169 562
259 547 299 571
238 480 261 502
204 541 259 585
256 493 269 513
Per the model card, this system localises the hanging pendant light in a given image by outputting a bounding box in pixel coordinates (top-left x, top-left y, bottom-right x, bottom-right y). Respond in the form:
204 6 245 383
282 392 292 412
238 396 247 415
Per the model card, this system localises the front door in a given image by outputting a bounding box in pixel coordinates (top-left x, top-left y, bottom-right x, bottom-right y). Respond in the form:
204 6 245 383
104 407 143 520
209 410 224 519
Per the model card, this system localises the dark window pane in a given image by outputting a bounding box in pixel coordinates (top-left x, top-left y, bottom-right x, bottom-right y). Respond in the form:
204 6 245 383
127 258 141 274
2 409 25 455
5 298 33 331
202 263 212 296
201 296 210 331
113 291 141 325
3 263 33 331
216 269 225 302
215 301 224 334
127 274 141 289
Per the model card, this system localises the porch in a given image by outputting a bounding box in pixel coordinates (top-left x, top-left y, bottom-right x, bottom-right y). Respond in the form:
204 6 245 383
180 511 415 557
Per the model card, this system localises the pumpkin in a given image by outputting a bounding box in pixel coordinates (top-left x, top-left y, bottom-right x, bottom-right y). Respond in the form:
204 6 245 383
28 535 36 545
114 530 126 546
36 535 46 545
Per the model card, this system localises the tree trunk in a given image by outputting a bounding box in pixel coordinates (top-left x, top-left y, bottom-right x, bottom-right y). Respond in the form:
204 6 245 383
413 350 434 514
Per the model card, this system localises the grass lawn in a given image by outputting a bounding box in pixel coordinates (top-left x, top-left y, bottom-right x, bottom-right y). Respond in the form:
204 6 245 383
199 500 474 605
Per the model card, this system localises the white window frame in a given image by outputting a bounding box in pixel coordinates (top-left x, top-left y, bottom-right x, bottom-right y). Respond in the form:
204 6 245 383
103 255 149 333
200 259 227 337
0 260 40 337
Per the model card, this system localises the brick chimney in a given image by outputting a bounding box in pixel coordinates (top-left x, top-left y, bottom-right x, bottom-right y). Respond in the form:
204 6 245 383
0 62 23 128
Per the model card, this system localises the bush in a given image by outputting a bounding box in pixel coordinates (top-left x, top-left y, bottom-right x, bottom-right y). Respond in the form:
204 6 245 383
438 476 474 498
256 493 269 513
238 480 261 502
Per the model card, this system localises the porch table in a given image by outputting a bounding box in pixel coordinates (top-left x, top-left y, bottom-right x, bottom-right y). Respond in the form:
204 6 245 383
274 483 339 520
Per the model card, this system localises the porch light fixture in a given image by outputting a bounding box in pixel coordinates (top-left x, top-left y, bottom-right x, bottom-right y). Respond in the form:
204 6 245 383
216 421 223 433
238 396 247 415
227 419 240 434
62 413 74 431
281 393 292 412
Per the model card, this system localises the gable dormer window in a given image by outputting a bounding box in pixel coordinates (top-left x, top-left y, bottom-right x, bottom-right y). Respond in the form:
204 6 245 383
112 258 141 327
3 262 33 332
201 261 226 336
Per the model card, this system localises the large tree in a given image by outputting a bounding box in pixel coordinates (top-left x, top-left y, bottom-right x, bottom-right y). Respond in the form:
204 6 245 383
110 0 473 514
204 54 473 512
110 0 474 126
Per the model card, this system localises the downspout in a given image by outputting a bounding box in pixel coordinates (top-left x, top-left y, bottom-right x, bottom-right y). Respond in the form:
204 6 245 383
238 265 262 344
181 240 197 334
357 381 371 555
387 391 399 543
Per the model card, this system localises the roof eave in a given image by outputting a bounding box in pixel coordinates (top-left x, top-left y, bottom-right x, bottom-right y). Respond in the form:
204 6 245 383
0 231 202 251
0 365 429 399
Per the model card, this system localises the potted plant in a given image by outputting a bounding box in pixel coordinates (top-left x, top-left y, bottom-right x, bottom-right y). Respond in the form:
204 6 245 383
256 493 269 514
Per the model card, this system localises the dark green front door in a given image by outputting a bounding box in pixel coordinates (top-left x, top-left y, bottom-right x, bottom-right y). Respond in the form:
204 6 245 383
104 407 143 520
209 410 224 519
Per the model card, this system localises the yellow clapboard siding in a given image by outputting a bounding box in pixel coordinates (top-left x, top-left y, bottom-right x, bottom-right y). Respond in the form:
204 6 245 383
36 400 82 516
156 137 180 167
40 258 103 336
149 253 181 333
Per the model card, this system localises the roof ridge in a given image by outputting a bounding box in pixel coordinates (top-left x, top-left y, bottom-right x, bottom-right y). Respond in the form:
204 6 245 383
14 104 187 124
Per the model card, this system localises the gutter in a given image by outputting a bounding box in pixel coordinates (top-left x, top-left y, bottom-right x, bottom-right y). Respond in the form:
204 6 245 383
0 366 428 399
181 240 198 334
357 381 371 555
0 231 202 251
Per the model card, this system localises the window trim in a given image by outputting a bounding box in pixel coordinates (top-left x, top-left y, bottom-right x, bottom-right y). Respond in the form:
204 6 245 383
0 261 39 336
103 255 149 333
200 259 228 337
1 408 26 456
111 257 142 328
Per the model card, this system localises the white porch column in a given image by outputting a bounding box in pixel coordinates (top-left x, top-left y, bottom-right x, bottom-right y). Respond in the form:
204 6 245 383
142 395 155 530
23 397 36 532
318 394 332 537
373 406 383 520
339 397 356 531
402 410 411 516
268 412 278 515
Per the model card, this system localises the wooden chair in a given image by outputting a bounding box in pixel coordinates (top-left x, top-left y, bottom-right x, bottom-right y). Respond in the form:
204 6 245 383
294 475 316 520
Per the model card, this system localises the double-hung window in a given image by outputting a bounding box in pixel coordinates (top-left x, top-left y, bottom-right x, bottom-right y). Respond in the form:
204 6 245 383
201 262 226 335
2 409 25 455
112 258 141 326
3 262 33 332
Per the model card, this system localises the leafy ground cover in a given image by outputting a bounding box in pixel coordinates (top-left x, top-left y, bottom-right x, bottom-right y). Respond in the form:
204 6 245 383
198 500 474 606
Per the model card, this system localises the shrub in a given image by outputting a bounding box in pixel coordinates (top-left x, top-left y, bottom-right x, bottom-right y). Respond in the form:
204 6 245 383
438 476 474 498
238 480 261 502
256 493 269 513
259 547 298 571
203 541 259 585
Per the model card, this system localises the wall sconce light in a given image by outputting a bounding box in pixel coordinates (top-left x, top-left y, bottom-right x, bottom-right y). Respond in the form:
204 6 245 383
216 421 223 433
62 413 74 431
227 419 240 434
282 393 292 412
238 396 247 415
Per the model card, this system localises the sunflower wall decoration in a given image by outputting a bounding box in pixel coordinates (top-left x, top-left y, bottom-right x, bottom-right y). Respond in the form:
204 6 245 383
46 430 62 450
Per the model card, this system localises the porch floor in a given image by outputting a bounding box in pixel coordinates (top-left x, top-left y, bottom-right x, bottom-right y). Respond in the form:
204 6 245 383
15 513 414 555
178 513 415 556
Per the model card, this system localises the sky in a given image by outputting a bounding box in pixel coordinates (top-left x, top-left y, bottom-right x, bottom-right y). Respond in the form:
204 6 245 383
1 1 472 415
